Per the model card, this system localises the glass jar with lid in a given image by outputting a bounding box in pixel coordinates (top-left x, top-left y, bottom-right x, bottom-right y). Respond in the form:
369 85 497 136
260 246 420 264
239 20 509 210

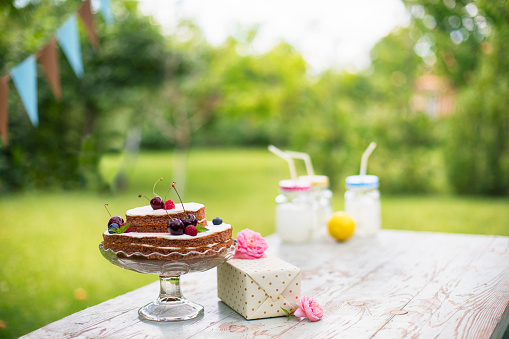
299 175 333 241
344 175 381 237
275 179 314 243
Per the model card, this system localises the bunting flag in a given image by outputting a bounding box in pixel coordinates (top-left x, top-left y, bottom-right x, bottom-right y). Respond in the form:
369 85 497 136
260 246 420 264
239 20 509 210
37 37 62 100
10 55 38 127
57 15 84 78
0 75 9 147
99 0 114 25
78 0 100 51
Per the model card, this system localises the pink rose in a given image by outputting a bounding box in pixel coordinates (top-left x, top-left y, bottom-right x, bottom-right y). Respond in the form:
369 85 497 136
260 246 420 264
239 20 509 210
233 229 268 259
293 297 323 321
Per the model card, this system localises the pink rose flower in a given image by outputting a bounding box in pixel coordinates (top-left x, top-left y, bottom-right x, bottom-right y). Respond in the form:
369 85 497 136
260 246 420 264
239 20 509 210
233 229 268 259
293 297 323 321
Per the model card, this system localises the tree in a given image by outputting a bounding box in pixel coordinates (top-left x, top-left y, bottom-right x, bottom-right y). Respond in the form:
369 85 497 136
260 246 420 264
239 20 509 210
402 0 509 195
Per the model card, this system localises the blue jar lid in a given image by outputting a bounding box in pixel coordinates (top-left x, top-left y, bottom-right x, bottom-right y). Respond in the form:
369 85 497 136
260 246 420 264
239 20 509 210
345 175 379 189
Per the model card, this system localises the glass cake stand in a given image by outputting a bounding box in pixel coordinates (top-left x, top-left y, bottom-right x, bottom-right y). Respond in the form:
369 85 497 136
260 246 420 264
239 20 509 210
99 241 236 322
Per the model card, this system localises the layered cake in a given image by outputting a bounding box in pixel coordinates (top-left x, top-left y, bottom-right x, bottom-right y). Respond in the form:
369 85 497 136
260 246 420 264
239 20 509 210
102 181 233 260
102 219 233 260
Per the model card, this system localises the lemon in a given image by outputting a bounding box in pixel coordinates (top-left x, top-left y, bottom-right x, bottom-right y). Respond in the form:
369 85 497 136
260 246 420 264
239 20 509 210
327 211 355 241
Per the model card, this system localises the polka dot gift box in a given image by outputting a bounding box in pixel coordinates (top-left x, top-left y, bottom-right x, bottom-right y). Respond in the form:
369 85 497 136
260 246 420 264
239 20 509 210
217 255 302 320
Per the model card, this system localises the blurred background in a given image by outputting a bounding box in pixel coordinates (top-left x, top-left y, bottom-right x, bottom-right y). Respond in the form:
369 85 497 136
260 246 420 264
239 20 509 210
1 0 508 337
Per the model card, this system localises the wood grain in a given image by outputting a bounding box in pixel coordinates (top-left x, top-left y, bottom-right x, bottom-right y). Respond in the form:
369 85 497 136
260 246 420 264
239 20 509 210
21 230 509 339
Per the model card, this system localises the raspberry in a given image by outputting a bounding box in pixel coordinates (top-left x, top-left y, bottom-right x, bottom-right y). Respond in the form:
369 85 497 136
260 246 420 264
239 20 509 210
165 199 175 210
120 222 133 233
185 225 198 236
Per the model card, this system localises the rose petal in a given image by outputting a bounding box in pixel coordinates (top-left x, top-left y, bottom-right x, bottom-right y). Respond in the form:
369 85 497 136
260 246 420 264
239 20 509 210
293 307 306 318
232 247 267 259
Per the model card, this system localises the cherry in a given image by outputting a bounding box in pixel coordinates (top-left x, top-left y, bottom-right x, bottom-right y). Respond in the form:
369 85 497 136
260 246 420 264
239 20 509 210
108 216 124 226
138 178 166 210
181 214 198 227
167 218 185 235
150 196 164 210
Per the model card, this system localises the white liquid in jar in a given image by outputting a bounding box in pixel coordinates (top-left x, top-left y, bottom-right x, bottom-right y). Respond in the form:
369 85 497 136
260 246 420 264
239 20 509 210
276 203 314 243
344 190 380 237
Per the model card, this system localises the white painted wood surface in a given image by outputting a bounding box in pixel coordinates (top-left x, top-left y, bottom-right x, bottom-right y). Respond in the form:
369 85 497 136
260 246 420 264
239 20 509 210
22 230 509 338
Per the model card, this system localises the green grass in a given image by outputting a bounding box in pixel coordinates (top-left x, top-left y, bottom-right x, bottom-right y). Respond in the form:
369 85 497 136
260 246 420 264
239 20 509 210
0 148 508 338
383 195 509 235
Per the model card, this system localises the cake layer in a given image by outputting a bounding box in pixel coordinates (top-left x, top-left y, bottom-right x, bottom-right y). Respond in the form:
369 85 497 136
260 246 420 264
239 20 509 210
103 239 234 257
126 203 207 233
103 222 232 247
102 221 233 260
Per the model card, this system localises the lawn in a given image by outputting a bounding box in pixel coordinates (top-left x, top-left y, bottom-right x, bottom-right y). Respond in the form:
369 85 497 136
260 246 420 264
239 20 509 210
0 148 508 338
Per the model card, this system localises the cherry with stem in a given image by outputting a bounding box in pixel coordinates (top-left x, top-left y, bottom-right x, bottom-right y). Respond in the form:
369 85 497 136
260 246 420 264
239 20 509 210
104 204 123 226
139 178 165 210
164 187 185 235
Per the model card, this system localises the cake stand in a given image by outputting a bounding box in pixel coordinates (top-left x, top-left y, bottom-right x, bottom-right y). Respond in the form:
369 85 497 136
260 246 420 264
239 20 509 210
99 241 236 322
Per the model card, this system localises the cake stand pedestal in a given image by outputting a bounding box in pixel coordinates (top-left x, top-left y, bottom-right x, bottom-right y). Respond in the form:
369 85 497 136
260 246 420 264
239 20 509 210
139 275 203 321
99 241 236 322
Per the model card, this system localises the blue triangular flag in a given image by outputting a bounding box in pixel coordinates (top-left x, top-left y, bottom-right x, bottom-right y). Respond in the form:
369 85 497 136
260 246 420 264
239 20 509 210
99 0 114 25
57 15 84 78
10 55 38 127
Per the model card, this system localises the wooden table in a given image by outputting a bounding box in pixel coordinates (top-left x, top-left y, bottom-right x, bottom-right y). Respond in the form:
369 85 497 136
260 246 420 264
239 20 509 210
22 230 509 338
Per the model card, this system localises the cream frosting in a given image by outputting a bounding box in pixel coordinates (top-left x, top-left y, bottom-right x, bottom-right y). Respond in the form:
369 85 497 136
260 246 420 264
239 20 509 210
126 203 204 217
104 221 231 239
121 241 225 250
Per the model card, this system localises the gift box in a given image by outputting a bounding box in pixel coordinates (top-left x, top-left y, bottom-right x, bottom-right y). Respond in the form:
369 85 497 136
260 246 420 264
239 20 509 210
217 255 302 320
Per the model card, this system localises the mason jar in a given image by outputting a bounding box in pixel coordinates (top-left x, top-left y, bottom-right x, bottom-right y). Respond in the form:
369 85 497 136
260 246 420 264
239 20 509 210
299 175 333 241
275 179 314 243
344 175 381 237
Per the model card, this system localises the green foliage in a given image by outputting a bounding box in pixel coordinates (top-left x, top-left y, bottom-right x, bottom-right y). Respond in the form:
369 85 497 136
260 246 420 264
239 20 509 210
402 0 486 87
403 0 509 195
369 26 422 109
172 21 448 194
445 28 509 195
205 38 309 147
